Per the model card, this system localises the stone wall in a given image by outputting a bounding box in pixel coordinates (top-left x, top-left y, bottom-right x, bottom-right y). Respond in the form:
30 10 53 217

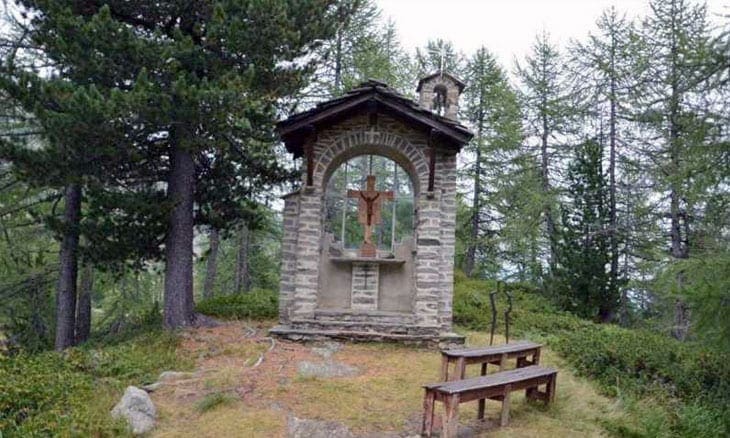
276 113 460 343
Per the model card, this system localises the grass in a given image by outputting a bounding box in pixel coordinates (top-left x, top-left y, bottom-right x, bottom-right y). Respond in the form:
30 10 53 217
194 392 239 413
0 330 192 436
150 322 629 437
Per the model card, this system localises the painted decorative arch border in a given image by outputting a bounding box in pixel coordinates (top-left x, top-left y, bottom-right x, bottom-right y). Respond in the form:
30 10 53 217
314 129 430 196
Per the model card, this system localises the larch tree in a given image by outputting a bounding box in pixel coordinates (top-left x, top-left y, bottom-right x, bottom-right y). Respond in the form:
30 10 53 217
636 0 722 339
415 39 465 77
516 31 577 279
460 47 522 277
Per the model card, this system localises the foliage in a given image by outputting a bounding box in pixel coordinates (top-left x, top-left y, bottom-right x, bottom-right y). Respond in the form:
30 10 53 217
459 47 524 278
655 250 730 351
196 289 278 320
0 330 190 436
453 273 730 436
551 139 616 320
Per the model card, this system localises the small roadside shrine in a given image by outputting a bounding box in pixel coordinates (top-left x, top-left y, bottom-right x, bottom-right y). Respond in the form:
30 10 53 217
271 73 473 346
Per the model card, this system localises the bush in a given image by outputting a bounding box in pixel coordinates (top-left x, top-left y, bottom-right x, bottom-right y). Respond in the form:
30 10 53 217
196 289 278 320
0 331 191 436
452 273 730 437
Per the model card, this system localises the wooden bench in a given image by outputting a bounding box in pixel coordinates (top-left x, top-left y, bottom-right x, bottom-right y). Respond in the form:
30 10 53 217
422 365 557 438
440 341 542 381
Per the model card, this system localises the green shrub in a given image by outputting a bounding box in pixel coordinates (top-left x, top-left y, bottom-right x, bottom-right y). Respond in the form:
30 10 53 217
196 289 278 320
0 331 190 436
452 274 730 437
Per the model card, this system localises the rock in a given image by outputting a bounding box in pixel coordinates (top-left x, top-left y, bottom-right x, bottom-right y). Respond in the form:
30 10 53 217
141 382 163 392
111 386 156 435
311 341 342 359
297 360 359 378
157 371 195 382
287 416 354 438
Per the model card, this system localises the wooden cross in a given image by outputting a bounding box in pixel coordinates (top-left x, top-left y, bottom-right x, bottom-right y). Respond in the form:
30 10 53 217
347 175 394 257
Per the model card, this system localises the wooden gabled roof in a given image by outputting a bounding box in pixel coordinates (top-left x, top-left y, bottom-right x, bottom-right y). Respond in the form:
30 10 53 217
277 80 473 158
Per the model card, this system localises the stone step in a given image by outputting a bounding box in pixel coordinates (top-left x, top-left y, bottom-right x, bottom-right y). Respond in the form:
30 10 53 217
294 319 438 336
313 309 415 325
269 324 464 348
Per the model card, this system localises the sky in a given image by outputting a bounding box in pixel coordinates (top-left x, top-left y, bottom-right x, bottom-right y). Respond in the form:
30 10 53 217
376 0 728 70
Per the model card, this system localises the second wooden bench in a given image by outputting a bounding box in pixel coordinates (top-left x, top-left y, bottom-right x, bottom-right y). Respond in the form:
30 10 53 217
440 341 542 381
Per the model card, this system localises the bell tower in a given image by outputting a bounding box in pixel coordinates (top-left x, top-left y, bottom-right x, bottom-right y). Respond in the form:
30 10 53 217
416 71 465 120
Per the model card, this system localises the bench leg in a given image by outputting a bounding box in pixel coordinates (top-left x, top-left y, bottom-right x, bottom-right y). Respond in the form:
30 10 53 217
442 394 460 438
422 390 435 437
547 373 556 404
441 355 449 381
500 385 512 427
526 386 536 401
478 363 487 420
499 353 507 371
533 349 541 365
456 357 466 380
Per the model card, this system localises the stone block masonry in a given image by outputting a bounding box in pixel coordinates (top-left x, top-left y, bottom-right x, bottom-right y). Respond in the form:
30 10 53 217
272 77 471 347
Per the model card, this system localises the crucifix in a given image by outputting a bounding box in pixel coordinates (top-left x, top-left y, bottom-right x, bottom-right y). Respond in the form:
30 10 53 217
347 174 394 257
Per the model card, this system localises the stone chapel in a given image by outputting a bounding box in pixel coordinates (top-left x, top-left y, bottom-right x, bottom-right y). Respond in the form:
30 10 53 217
271 72 473 346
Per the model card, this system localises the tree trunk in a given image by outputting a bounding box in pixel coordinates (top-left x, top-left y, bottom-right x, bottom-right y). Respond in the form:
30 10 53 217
163 139 196 329
668 32 690 340
464 121 483 277
75 261 93 344
203 227 220 299
234 223 251 293
334 18 343 94
541 103 556 272
55 183 81 350
608 38 620 310
672 296 690 340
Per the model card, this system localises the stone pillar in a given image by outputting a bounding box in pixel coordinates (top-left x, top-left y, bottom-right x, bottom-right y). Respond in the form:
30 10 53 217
279 192 300 324
438 153 458 331
351 262 379 311
290 188 322 320
413 193 442 327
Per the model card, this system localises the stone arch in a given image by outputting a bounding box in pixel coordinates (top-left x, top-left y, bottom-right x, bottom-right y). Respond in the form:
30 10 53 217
314 129 429 196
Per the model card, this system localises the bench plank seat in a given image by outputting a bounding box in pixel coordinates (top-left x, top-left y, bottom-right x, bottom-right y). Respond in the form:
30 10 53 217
422 365 557 438
433 365 556 395
442 341 541 358
440 341 542 381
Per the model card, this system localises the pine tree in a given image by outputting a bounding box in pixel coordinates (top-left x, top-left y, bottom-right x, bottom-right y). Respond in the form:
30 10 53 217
554 139 613 320
0 52 139 349
6 1 342 330
570 7 638 321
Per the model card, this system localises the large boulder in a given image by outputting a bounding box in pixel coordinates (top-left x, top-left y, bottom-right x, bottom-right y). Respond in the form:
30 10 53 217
111 386 156 435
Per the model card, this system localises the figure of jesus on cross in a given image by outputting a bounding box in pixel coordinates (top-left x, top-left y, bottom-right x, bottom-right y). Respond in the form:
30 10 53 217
348 175 394 257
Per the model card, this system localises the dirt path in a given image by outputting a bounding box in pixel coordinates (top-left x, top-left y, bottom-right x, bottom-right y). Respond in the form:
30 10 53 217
150 321 625 437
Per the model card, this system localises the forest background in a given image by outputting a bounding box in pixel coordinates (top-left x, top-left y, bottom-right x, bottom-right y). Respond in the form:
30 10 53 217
0 0 726 396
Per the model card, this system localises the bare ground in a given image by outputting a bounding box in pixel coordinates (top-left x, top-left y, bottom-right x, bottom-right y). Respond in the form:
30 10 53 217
150 321 627 437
